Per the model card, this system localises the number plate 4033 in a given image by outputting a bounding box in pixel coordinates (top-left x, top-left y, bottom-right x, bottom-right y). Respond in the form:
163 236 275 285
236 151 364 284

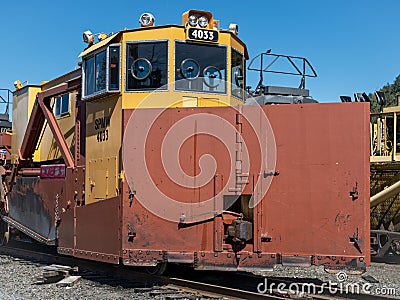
187 28 219 43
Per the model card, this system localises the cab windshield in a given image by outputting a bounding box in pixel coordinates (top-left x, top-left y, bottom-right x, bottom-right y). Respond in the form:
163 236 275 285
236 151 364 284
175 41 226 94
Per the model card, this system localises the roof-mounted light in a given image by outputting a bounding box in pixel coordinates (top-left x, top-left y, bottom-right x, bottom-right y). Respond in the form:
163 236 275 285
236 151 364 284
98 33 109 41
229 23 239 35
188 15 198 27
375 91 387 106
182 10 213 29
198 16 208 28
14 80 23 90
83 30 95 45
139 12 155 27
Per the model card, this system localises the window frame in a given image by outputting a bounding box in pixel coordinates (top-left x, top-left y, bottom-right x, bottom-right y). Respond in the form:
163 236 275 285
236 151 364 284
173 40 228 95
231 47 246 101
125 40 169 93
54 93 70 118
108 44 122 92
82 43 121 100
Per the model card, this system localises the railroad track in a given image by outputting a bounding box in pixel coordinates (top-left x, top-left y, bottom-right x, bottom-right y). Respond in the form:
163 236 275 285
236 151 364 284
0 243 279 300
0 243 397 300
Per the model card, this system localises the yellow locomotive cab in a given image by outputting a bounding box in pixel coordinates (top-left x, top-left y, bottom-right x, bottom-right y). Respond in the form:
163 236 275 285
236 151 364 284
76 10 250 203
79 10 248 109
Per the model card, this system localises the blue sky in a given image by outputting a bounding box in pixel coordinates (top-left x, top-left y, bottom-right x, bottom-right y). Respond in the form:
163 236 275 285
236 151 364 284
0 0 399 106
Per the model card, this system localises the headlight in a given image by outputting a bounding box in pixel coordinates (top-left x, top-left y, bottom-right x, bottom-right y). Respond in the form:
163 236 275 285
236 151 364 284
83 30 94 44
198 16 208 28
229 23 239 35
188 15 198 27
139 12 155 27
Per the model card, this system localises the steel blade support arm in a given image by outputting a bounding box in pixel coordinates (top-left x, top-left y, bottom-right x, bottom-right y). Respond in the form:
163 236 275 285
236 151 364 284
19 83 77 168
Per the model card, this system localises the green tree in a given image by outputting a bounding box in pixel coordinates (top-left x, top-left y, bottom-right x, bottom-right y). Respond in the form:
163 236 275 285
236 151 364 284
370 74 400 113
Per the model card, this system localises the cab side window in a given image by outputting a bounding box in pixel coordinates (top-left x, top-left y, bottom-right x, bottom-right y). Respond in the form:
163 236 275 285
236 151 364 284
231 49 245 99
83 44 121 99
55 94 69 118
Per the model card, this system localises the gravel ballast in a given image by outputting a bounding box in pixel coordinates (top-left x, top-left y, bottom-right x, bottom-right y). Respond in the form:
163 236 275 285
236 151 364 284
0 253 399 299
0 255 215 300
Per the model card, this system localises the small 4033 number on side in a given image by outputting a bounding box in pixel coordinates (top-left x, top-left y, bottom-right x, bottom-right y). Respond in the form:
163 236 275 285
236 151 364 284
97 129 109 142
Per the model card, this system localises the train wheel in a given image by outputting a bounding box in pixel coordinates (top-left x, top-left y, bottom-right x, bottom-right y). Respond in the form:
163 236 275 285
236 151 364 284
0 220 9 246
145 261 167 275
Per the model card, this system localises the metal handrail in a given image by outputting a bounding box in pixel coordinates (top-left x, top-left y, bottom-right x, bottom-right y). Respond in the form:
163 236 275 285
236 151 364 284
0 88 12 115
248 52 317 89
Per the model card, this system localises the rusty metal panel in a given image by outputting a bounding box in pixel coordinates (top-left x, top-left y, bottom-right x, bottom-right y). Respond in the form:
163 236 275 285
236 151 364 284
8 177 65 242
121 102 370 269
122 249 164 266
166 251 194 264
64 166 86 209
122 108 227 253
0 132 11 148
123 107 240 223
73 249 119 264
58 166 85 252
58 208 74 251
256 103 370 265
75 196 121 262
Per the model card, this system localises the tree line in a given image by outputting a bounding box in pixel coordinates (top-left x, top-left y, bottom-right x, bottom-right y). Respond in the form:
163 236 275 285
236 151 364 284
370 75 400 113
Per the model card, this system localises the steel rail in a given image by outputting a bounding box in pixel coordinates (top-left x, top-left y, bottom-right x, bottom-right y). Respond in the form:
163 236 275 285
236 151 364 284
0 245 280 300
0 245 396 300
